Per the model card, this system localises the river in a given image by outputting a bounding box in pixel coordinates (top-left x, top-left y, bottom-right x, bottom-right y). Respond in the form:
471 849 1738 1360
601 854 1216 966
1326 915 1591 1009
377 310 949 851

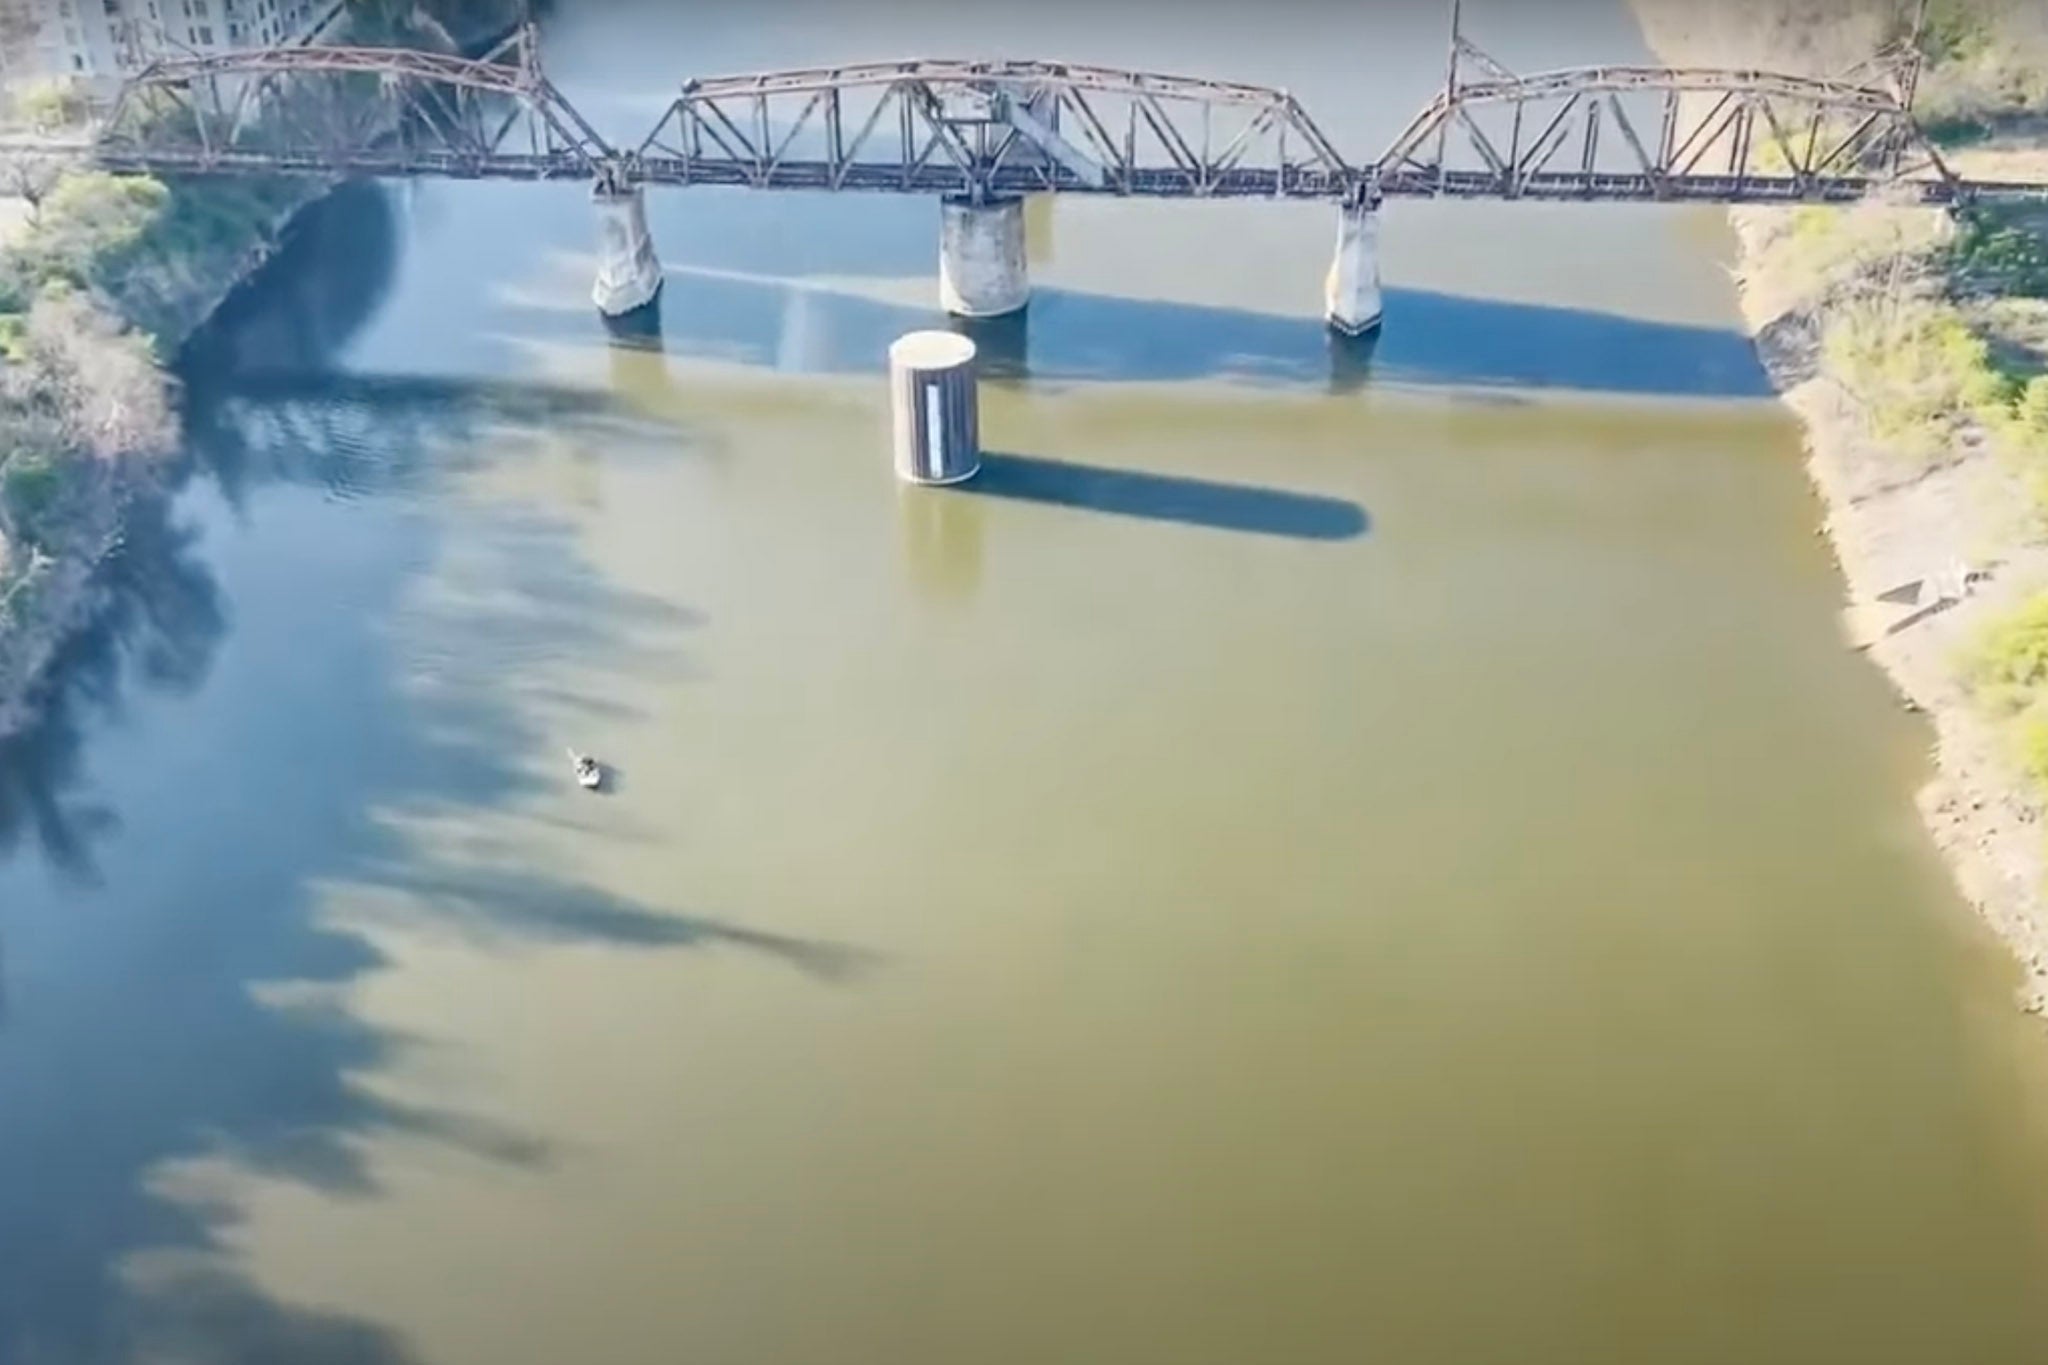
5 1 2048 1362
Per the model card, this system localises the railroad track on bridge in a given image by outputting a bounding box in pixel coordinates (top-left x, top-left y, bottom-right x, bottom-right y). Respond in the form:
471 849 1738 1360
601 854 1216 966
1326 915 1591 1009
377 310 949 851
4 9 2043 328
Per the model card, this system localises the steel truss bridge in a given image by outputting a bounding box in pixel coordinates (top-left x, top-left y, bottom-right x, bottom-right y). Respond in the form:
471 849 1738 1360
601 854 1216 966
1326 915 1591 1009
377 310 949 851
14 18 2048 208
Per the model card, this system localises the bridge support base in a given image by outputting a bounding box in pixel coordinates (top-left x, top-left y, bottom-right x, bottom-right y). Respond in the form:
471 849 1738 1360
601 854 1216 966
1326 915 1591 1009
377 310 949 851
1324 201 1384 337
592 185 664 318
939 196 1029 319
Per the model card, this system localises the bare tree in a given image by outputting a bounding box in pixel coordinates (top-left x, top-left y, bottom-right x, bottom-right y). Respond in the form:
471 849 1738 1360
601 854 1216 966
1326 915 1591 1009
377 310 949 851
0 152 59 222
19 289 178 461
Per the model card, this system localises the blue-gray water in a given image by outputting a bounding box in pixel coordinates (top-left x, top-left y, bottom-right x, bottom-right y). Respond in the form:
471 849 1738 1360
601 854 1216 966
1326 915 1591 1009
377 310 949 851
3 2 2048 1362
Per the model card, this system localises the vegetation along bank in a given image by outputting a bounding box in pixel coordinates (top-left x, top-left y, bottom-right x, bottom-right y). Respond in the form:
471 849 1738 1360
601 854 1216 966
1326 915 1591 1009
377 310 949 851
0 0 523 735
1632 0 2048 1015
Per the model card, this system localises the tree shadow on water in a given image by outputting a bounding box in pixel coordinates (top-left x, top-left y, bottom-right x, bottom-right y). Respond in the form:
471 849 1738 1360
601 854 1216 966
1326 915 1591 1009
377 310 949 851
0 495 227 888
0 351 870 1365
357 865 881 984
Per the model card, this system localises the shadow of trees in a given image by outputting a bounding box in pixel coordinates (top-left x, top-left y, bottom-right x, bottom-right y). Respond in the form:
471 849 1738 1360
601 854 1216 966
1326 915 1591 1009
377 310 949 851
0 196 870 1364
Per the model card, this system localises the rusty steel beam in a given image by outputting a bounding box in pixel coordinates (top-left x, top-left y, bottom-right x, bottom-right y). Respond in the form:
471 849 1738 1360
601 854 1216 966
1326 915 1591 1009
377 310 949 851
3 47 2044 208
1377 60 1975 203
641 58 1356 203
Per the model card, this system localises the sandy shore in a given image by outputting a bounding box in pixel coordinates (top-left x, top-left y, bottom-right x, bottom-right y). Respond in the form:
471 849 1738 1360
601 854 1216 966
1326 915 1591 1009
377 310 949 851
1631 0 2048 1016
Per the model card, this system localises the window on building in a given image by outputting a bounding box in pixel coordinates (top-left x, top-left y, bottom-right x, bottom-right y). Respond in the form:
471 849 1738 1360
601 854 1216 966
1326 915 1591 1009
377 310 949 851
196 23 212 41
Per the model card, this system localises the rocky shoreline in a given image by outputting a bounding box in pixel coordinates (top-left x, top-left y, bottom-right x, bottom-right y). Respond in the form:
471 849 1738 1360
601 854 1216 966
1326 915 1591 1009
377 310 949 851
1734 218 2048 1016
1631 0 2048 1017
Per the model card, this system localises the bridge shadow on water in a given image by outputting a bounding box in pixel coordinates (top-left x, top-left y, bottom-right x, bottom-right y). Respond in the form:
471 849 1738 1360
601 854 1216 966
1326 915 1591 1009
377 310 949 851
622 265 1770 401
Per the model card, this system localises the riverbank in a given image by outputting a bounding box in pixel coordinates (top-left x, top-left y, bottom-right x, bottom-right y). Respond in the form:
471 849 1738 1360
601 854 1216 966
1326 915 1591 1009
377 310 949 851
0 172 334 739
0 0 525 739
1630 0 2048 1016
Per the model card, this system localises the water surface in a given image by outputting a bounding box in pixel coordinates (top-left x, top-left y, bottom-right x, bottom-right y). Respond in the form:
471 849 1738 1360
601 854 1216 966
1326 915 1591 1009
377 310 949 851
4 2 2048 1362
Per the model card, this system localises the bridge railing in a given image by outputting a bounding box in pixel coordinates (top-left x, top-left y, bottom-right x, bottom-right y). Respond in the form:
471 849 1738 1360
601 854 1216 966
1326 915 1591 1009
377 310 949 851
7 42 2046 207
635 59 1365 200
1376 64 1958 201
92 46 614 181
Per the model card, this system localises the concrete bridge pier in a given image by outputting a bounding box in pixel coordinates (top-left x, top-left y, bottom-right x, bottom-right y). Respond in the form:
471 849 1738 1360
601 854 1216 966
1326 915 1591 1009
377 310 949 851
1324 199 1384 337
592 183 664 317
939 195 1029 319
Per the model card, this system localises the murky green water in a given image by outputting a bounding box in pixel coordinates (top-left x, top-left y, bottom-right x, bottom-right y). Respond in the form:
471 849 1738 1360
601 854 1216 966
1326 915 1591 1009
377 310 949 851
4 2 2048 1362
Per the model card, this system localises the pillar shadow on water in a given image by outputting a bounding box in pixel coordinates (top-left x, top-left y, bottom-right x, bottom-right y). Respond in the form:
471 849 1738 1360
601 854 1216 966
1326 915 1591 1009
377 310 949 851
946 310 1031 382
597 296 695 410
965 453 1368 542
599 292 665 350
1326 324 1382 397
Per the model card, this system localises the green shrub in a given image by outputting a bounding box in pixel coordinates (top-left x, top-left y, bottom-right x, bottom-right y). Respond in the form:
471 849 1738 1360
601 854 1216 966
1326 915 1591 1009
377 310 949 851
1954 208 2048 299
0 452 64 542
2020 376 2048 433
2019 711 2048 786
1966 592 2048 710
12 171 170 293
10 81 88 132
1821 298 2020 461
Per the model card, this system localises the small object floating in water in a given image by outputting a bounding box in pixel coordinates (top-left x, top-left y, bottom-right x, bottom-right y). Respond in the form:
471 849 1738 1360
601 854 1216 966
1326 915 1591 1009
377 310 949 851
567 747 604 791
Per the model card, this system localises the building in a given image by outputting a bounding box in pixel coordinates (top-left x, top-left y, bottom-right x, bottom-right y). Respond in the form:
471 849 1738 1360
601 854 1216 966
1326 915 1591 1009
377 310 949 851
1 0 343 97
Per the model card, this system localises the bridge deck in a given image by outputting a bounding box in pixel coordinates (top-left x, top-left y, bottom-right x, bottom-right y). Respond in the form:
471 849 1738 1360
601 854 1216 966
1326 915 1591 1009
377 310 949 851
72 148 2035 206
16 46 2048 207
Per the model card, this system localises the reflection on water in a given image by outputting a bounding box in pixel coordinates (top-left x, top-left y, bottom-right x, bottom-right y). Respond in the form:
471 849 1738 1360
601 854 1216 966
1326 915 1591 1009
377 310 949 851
6 4 2048 1363
0 499 225 887
898 484 985 606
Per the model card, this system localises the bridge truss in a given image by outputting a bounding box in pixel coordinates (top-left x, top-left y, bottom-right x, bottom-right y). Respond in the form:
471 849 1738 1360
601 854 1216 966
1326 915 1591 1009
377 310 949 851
13 24 2046 207
636 60 1354 199
90 41 612 183
1378 36 1965 203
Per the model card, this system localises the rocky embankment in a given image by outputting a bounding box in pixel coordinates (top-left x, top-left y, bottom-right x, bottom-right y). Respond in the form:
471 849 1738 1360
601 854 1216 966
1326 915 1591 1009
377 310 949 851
1630 0 2048 1015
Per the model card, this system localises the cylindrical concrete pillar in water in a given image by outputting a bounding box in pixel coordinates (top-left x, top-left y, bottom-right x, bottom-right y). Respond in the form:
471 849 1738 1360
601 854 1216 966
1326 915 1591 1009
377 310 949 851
889 331 981 485
1324 200 1384 337
591 184 664 317
938 196 1029 318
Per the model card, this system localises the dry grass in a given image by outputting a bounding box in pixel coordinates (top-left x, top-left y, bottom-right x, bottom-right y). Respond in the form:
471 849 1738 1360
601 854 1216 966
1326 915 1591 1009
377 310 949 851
1630 0 1896 73
1632 0 2048 111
